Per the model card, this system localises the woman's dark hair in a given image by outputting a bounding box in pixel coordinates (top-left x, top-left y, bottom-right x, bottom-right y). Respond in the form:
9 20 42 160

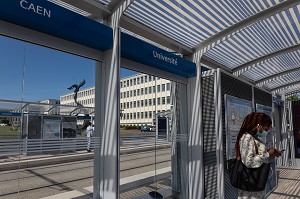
235 112 272 158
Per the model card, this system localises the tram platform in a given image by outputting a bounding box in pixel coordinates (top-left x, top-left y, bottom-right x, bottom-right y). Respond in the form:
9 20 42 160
267 167 300 199
39 167 300 199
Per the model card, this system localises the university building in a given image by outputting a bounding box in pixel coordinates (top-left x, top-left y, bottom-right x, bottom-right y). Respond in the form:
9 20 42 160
60 73 172 126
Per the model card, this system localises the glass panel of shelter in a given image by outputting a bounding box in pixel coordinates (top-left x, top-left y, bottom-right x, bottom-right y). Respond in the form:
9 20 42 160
0 35 98 198
0 36 25 198
119 68 188 199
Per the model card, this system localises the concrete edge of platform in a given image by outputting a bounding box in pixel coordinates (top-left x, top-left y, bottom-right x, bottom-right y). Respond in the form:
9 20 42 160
40 167 171 199
0 144 170 172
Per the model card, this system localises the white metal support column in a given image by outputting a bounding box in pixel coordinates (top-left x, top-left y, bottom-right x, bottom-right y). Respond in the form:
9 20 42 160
288 100 296 167
280 95 289 166
214 68 224 199
94 29 121 198
93 1 133 198
171 81 189 199
188 51 204 199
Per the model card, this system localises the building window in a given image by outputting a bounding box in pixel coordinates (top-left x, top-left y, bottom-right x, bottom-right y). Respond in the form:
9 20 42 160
157 85 160 92
137 89 140 96
144 75 147 82
137 101 140 107
141 112 144 119
153 98 156 105
127 113 129 120
149 75 152 81
167 96 171 104
120 82 123 88
145 87 148 94
153 111 155 118
167 83 170 91
153 86 156 93
127 102 129 109
145 112 148 118
137 112 140 119
130 113 133 119
137 77 140 84
130 79 132 86
149 87 152 94
141 76 144 83
141 100 144 107
162 84 165 92
134 90 136 96
130 90 132 97
149 99 152 106
162 97 165 104
134 101 136 108
127 80 129 87
145 99 148 106
141 88 144 95
127 91 129 98
157 97 161 105
149 111 152 119
134 78 136 85
134 113 136 119
130 102 132 108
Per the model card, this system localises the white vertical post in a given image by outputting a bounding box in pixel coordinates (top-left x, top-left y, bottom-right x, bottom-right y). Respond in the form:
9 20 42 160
214 69 224 199
288 100 296 167
93 27 120 199
93 61 102 199
188 51 204 199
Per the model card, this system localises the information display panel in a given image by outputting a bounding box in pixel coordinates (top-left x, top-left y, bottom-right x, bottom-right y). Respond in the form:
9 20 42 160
225 95 253 160
43 119 61 139
256 103 277 195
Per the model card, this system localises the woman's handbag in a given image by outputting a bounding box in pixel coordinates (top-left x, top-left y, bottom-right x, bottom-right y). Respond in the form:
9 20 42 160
228 138 270 191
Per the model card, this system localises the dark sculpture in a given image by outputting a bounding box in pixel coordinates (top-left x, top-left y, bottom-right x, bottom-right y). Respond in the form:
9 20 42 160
67 79 90 131
67 79 86 105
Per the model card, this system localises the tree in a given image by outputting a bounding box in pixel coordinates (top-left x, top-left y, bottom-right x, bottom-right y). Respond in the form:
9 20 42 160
286 94 300 101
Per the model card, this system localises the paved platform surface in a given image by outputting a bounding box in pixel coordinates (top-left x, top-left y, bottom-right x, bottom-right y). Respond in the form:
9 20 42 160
267 167 300 199
41 167 300 199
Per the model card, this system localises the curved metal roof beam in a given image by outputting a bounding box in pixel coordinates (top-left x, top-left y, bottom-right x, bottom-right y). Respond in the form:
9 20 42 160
193 0 299 54
256 65 300 87
272 81 300 94
233 44 300 76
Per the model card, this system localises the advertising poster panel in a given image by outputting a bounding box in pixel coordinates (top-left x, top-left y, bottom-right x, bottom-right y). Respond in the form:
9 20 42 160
225 95 253 160
256 104 277 195
43 119 61 139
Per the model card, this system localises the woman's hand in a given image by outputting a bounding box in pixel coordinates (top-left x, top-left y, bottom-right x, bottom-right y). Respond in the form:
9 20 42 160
268 148 281 157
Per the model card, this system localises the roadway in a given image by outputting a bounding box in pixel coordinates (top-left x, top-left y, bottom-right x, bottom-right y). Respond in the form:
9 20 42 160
0 148 171 199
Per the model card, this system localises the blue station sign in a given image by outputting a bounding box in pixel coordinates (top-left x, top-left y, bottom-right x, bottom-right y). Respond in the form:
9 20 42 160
121 33 196 78
0 112 22 117
0 0 113 51
0 0 197 78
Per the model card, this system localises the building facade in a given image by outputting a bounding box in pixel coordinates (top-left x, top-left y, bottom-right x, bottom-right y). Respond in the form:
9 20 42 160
60 73 172 126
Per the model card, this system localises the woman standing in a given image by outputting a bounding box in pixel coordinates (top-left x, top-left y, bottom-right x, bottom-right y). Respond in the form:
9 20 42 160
235 112 281 199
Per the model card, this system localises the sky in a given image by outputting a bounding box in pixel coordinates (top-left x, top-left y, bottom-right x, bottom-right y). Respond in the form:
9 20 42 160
0 35 137 102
